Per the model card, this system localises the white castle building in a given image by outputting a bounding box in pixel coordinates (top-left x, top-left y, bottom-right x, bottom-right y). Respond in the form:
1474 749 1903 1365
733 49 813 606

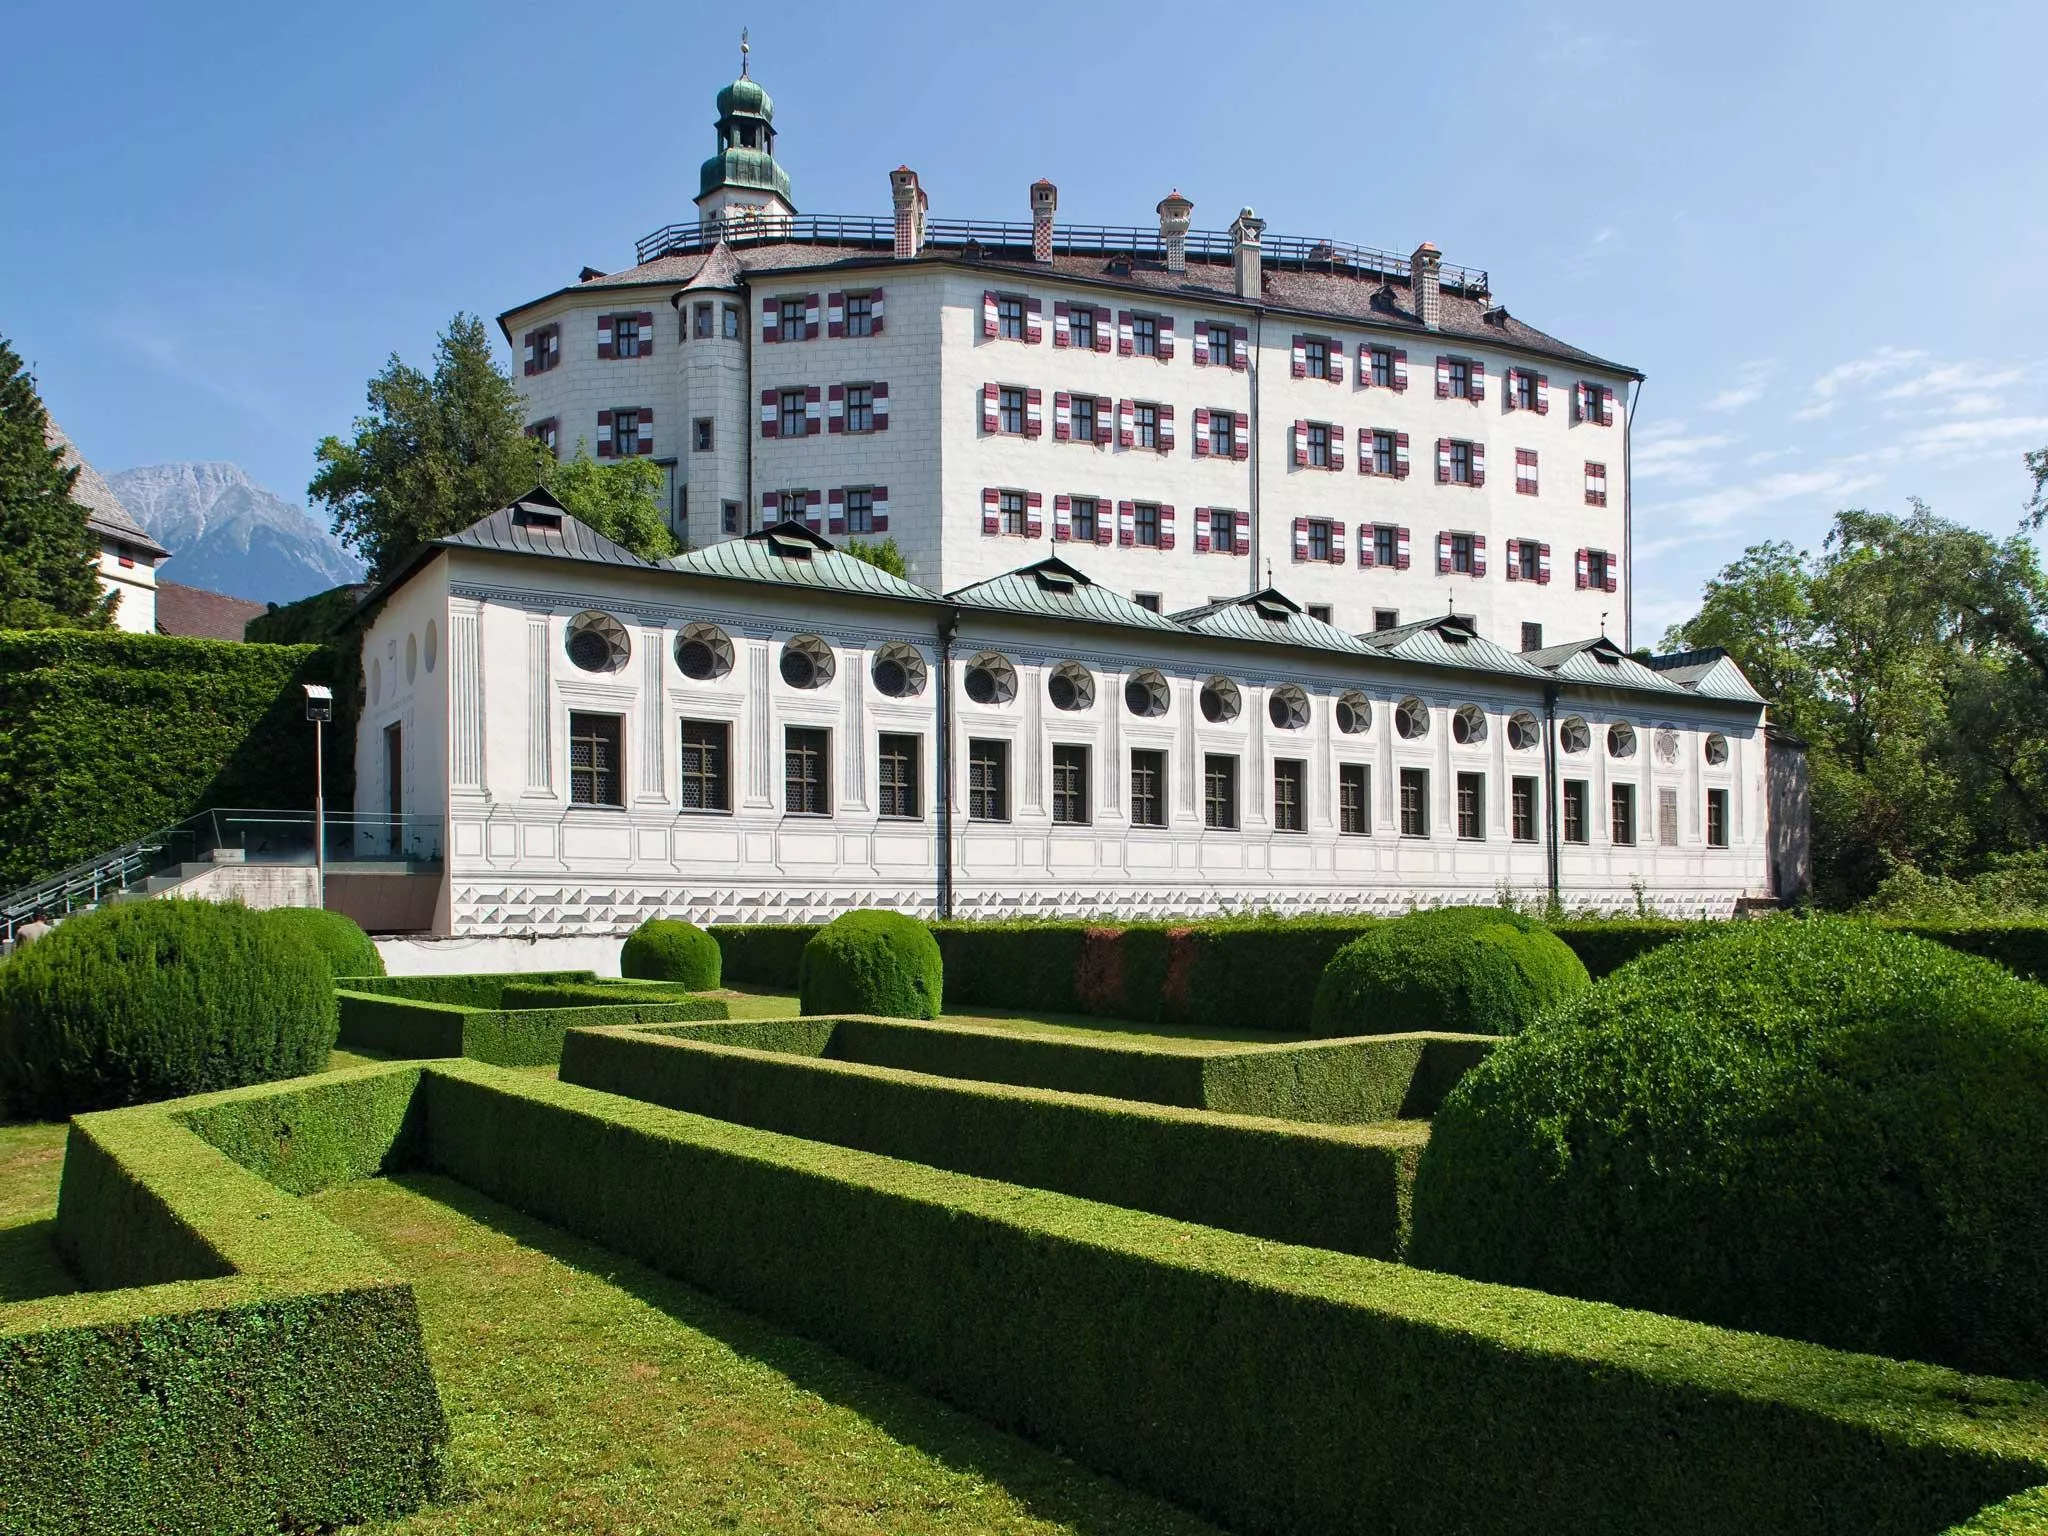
349 64 1801 942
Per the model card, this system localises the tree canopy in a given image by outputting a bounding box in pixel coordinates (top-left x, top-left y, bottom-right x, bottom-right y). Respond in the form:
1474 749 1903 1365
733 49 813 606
0 337 113 631
842 536 908 579
548 451 678 562
1665 500 2048 907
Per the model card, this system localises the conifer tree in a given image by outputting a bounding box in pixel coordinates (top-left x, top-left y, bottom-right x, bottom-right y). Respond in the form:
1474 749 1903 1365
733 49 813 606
0 337 114 629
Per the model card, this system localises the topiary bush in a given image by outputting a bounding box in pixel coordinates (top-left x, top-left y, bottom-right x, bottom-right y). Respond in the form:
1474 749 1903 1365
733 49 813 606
1310 906 1590 1038
797 911 942 1019
0 898 339 1118
1411 918 2048 1380
620 917 722 988
266 905 384 978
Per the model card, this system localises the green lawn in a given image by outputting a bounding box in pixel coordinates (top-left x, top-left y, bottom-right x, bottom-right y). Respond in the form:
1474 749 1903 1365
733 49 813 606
717 988 1309 1049
0 1120 73 1303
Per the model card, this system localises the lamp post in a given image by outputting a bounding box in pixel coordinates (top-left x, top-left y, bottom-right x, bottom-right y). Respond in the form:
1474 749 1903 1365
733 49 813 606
303 684 333 909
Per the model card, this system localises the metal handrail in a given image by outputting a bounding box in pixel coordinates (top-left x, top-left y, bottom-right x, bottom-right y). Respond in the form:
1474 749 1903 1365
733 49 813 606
633 213 1488 294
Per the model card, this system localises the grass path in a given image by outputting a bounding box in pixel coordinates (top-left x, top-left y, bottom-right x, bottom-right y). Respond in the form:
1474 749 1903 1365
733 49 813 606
320 1173 1221 1536
718 988 1309 1049
0 1120 72 1302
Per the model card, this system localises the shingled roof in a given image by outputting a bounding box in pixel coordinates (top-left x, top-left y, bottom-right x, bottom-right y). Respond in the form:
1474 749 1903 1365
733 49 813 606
44 419 169 558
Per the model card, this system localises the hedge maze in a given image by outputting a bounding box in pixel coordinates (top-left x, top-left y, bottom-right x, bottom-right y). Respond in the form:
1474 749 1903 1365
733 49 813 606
333 970 728 1065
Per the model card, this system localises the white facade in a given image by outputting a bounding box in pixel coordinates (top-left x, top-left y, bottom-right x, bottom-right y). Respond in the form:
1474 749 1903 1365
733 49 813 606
353 508 1772 939
501 69 1640 654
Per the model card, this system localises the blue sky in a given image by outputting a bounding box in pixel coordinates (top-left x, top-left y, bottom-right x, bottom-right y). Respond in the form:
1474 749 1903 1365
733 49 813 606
4 0 2043 637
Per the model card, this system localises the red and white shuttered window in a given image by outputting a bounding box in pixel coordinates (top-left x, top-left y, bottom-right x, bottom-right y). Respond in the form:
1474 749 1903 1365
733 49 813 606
1515 448 1539 496
1110 501 1176 550
1436 531 1488 578
1358 344 1410 391
1052 302 1114 353
1355 523 1411 570
1050 494 1117 546
596 408 653 458
597 312 655 360
1359 429 1411 479
759 489 824 532
1575 547 1620 593
1119 399 1176 451
1051 392 1114 445
981 488 1044 538
524 418 559 456
1435 438 1486 487
1585 460 1609 507
1291 421 1344 470
761 294 822 343
983 292 1044 343
1575 381 1617 426
1503 368 1551 414
522 325 560 375
1191 322 1250 370
825 289 885 338
1435 356 1487 403
1192 508 1252 556
826 383 889 434
1289 517 1347 565
826 486 890 535
1289 335 1346 384
759 387 822 438
1502 539 1554 584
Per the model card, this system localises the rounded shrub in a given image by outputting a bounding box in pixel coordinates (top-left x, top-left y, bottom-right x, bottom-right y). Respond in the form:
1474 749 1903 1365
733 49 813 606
619 917 722 989
265 906 384 978
798 910 943 1019
1411 918 2048 1379
0 898 339 1118
1309 906 1590 1037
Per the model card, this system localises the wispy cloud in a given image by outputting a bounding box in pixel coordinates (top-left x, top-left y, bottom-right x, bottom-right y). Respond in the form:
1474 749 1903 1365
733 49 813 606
1901 414 2048 457
1633 420 1739 485
97 303 298 433
1794 346 1928 420
1656 466 1887 530
1706 359 1777 413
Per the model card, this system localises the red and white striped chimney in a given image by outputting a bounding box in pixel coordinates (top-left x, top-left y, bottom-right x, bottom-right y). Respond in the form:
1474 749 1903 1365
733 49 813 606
1030 179 1057 264
892 166 926 259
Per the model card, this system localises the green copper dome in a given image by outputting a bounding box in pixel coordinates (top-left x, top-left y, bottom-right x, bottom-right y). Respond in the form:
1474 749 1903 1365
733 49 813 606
698 68 792 208
699 146 793 202
716 75 772 119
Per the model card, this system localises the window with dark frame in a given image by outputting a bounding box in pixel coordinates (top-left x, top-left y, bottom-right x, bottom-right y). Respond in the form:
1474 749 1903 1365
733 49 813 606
1131 314 1158 357
968 739 1009 821
778 489 807 521
1134 593 1161 612
1611 782 1637 846
722 500 740 534
694 303 713 339
845 487 874 534
1204 754 1238 830
1210 508 1237 554
1072 394 1098 444
999 490 1027 536
846 385 874 433
779 296 806 334
1134 402 1158 450
1450 532 1475 574
1450 441 1474 484
1399 767 1429 838
1371 347 1393 388
1131 749 1166 828
1134 502 1160 547
1072 307 1097 351
998 296 1026 340
614 314 643 358
569 713 623 807
1521 621 1543 653
678 720 730 812
1304 338 1329 379
1273 759 1306 832
1374 608 1399 632
1052 743 1090 825
878 733 921 819
1456 771 1485 840
1306 604 1332 624
1070 496 1099 542
779 390 806 437
1659 785 1680 847
1448 358 1470 398
1210 409 1236 457
1372 431 1396 476
1587 549 1612 588
1516 542 1540 580
1512 775 1539 842
1374 527 1397 568
1307 519 1334 562
1206 323 1232 361
1563 780 1589 843
612 409 642 457
785 726 830 816
693 418 713 452
1339 763 1370 834
722 305 741 339
1513 371 1537 410
1306 421 1330 468
845 293 874 337
999 386 1026 435
1707 787 1729 848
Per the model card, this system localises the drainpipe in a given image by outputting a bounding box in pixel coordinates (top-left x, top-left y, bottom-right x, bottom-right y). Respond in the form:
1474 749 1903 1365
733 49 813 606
1543 680 1562 909
1246 310 1263 593
935 610 958 919
1623 376 1641 650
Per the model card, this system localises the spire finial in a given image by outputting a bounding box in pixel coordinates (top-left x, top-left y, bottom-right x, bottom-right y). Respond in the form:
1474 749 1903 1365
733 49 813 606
740 27 750 76
1600 610 1610 635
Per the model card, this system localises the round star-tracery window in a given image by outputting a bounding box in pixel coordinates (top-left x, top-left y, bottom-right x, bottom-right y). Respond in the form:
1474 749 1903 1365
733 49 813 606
674 622 734 681
1395 696 1430 740
871 642 927 698
1559 716 1591 754
1608 722 1638 759
1508 710 1540 750
963 652 1018 705
1200 676 1241 724
1335 690 1372 735
780 634 835 689
1452 705 1488 745
1124 669 1169 718
1048 661 1095 711
1268 684 1310 730
1705 732 1730 766
566 611 631 673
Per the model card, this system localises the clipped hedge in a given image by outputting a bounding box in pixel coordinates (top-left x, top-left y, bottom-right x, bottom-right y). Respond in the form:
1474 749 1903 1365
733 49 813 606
0 899 338 1118
798 911 942 1018
932 921 1089 1012
423 1059 2048 1536
498 979 706 1009
562 1024 1426 1257
335 989 727 1066
334 970 596 1008
4 1064 445 1534
709 924 820 986
1548 918 1703 979
1414 920 2048 1381
1179 917 1382 1030
1889 920 2048 986
265 905 384 977
0 630 355 890
619 917 722 988
1312 907 1590 1037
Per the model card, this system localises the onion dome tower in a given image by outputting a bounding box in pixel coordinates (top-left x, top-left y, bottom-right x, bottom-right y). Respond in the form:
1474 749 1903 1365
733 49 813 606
696 32 795 230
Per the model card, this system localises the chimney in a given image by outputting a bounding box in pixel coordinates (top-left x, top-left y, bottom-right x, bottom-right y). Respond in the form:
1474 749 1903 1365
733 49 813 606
1410 241 1443 330
1230 207 1265 300
1156 190 1194 275
891 166 927 259
1030 179 1058 264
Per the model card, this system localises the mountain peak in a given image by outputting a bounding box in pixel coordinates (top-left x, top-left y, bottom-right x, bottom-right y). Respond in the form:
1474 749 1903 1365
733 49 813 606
107 460 363 606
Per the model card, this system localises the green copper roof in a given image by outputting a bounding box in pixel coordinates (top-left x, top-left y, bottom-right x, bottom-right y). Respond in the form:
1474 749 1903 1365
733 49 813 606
666 524 935 602
716 75 773 119
1172 590 1378 654
948 557 1185 631
699 146 793 203
1646 648 1768 704
1357 614 1549 678
1525 636 1689 694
